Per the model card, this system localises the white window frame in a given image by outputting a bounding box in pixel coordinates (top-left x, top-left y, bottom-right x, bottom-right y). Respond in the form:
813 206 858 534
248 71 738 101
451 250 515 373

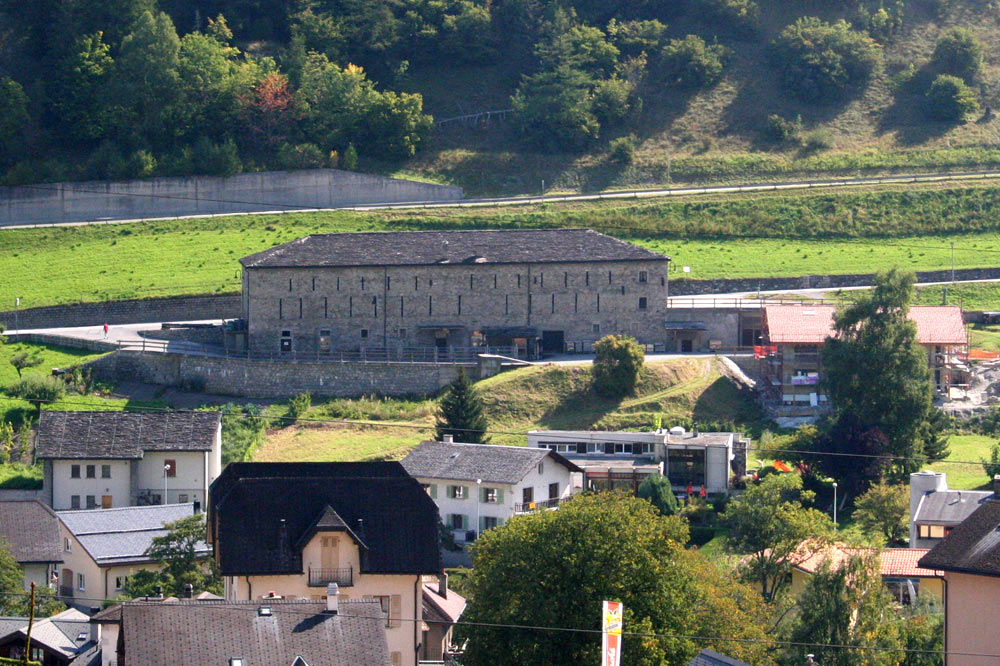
77 573 85 592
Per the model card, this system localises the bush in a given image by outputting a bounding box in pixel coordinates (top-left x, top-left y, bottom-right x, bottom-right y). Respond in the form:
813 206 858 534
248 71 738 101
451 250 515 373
590 76 635 126
932 27 983 81
511 65 600 152
764 114 802 144
7 375 66 413
285 392 312 424
605 19 668 58
592 334 644 397
637 472 679 516
658 35 728 89
802 128 833 151
608 134 637 165
982 442 1000 482
341 143 358 170
697 0 759 38
275 142 326 170
771 17 882 102
925 74 978 121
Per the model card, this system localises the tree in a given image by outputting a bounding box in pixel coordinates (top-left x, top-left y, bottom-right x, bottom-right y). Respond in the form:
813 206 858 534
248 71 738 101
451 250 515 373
0 78 30 168
787 553 903 666
925 74 978 122
723 473 834 602
771 17 881 102
435 369 490 443
0 539 65 617
658 35 728 89
821 269 940 480
592 335 644 397
7 375 66 415
810 411 891 499
932 27 983 82
462 493 776 666
126 513 221 597
637 472 678 515
9 350 43 379
511 64 600 152
853 481 909 545
982 442 1000 482
49 32 114 144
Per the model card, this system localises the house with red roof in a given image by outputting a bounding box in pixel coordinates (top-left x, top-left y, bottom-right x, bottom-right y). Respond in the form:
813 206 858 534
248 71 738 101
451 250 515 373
760 304 968 411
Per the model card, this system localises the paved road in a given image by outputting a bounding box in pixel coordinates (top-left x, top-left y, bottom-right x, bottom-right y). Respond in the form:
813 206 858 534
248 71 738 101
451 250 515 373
5 169 1000 230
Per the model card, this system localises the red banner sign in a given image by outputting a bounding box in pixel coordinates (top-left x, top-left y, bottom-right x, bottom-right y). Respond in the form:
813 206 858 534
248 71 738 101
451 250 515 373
602 600 623 666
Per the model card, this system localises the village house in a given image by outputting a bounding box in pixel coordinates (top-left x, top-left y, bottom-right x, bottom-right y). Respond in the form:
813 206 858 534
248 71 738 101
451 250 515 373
909 471 991 549
0 500 63 592
207 462 443 666
400 436 582 546
527 427 747 496
35 411 222 511
918 476 1000 666
759 304 968 410
237 228 671 359
420 576 466 663
0 608 98 666
55 502 210 605
90 596 391 666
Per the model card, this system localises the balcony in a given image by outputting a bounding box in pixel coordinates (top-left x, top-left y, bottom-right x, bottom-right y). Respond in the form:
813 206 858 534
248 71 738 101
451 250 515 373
307 566 354 587
514 497 566 514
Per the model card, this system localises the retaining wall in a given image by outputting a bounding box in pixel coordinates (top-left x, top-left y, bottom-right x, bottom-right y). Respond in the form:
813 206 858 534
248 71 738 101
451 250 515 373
86 351 469 399
0 294 240 330
0 169 463 226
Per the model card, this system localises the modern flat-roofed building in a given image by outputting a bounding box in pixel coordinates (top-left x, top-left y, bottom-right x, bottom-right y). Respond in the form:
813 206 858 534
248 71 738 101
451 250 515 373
238 229 670 358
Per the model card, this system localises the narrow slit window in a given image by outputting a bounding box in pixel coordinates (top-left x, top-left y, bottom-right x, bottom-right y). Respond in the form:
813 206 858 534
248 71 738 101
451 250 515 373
564 272 568 287
505 294 509 315
551 293 555 313
428 295 433 316
585 271 590 286
574 293 578 313
312 277 316 291
349 296 353 317
458 295 462 315
278 299 283 320
298 298 303 318
288 278 292 292
324 297 328 318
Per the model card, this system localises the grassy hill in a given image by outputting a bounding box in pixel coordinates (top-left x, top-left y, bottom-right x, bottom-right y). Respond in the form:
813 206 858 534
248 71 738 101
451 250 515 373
252 357 766 461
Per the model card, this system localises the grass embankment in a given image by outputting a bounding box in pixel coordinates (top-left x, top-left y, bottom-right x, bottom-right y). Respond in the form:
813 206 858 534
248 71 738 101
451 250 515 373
927 434 997 491
252 358 764 462
6 183 1000 308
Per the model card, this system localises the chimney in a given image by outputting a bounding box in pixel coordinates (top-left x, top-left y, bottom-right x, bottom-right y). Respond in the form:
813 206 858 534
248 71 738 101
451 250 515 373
184 583 193 599
326 583 339 614
994 474 1000 500
438 572 448 600
193 500 201 514
154 585 163 599
692 424 699 437
442 434 454 444
88 619 100 643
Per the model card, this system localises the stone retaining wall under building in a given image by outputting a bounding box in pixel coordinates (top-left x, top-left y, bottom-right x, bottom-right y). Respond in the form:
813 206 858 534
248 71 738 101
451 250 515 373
0 294 240 331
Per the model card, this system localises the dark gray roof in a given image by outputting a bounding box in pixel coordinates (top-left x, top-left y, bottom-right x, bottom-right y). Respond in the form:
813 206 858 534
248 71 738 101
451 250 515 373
209 462 441 576
58 503 210 566
0 500 63 564
0 609 97 663
401 441 583 485
36 411 220 460
240 229 669 268
687 649 752 666
117 599 390 666
913 490 992 525
919 499 1000 577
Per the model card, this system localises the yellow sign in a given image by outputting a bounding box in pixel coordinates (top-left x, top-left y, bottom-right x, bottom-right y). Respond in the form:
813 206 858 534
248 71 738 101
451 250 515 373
603 603 622 636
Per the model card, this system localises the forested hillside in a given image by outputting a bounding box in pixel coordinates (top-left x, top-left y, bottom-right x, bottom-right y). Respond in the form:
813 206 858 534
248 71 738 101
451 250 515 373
2 0 999 193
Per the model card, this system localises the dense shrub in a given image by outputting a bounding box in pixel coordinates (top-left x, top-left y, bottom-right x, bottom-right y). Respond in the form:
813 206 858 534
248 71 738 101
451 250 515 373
276 142 326 170
696 0 760 38
658 35 729 89
608 134 637 164
771 17 882 102
592 334 644 397
285 392 312 424
925 74 978 121
932 27 983 81
605 19 668 58
511 65 600 152
764 114 802 144
590 76 636 125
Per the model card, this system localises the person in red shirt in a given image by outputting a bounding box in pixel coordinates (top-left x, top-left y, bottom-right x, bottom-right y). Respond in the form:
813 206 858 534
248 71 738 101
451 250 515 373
103 323 109 338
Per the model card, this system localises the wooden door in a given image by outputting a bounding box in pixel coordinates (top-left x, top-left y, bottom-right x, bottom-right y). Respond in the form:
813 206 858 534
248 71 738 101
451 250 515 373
101 495 113 509
320 536 339 569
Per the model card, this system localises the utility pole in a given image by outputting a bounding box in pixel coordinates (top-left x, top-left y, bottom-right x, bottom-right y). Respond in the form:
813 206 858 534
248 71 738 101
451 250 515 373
163 463 171 504
14 297 20 335
832 482 838 529
23 581 35 666
951 242 955 283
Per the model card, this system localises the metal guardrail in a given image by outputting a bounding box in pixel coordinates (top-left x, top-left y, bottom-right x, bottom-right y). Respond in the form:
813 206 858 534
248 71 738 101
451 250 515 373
514 497 566 514
666 297 839 309
308 567 354 587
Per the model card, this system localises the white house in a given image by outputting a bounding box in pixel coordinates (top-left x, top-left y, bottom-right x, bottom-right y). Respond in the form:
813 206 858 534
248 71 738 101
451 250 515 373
909 470 992 549
527 427 747 496
0 500 63 592
36 411 222 511
400 436 583 544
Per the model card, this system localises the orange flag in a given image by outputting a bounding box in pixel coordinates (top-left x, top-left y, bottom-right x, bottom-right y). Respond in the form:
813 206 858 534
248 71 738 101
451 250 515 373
773 460 792 473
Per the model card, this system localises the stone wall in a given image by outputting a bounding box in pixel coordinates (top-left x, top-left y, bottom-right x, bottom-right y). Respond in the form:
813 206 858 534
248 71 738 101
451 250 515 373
138 326 224 345
86 350 469 398
0 294 240 330
0 169 463 226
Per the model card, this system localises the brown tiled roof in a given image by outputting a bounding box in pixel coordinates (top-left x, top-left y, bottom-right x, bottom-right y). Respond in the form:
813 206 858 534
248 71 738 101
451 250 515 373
117 599 390 666
907 306 968 345
919 499 1000 576
0 500 63 564
879 549 943 578
36 411 220 460
422 583 466 625
240 229 669 268
763 304 968 346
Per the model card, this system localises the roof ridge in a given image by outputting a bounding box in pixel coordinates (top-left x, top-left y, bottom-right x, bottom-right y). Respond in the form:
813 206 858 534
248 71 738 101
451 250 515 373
59 502 193 515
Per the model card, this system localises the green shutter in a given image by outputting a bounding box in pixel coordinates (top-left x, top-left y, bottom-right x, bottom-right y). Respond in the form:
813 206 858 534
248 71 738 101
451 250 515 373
479 516 485 533
497 488 504 504
463 486 470 500
429 484 437 499
461 514 469 530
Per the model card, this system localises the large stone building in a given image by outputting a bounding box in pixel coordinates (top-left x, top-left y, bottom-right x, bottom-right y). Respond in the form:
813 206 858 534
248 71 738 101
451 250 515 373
238 229 671 358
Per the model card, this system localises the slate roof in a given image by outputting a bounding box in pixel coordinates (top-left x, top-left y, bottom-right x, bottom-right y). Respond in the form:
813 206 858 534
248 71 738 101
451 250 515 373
58 503 210 566
239 229 669 268
36 411 220 460
0 500 63 564
686 649 752 666
919 499 1000 577
763 305 968 345
913 489 992 525
117 599 390 666
209 462 441 576
402 440 583 485
422 583 466 625
0 609 98 664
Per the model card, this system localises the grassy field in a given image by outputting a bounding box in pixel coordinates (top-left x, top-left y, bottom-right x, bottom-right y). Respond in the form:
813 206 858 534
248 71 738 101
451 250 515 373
7 183 1000 308
0 463 43 489
251 357 764 462
926 433 997 491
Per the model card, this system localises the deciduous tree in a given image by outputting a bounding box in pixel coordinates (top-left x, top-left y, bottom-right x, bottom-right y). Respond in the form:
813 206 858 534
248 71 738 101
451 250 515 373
9 350 43 379
126 513 221 597
0 539 65 617
592 334 644 397
853 481 909 545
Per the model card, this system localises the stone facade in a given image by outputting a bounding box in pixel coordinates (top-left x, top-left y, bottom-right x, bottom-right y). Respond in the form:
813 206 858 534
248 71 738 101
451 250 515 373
243 259 670 356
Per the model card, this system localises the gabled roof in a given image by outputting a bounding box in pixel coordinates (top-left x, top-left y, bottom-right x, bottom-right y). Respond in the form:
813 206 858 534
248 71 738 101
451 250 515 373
792 544 943 578
401 441 583 485
0 500 63 564
0 609 97 662
686 649 752 666
58 503 210 566
117 599 390 666
913 489 992 525
294 505 367 551
209 462 441 576
239 229 669 269
880 549 943 578
919 499 1000 577
763 304 968 345
36 411 220 460
422 583 466 625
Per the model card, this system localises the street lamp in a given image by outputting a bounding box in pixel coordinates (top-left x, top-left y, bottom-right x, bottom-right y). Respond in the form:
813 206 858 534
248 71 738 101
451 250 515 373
832 482 838 529
14 297 20 335
163 463 172 505
476 478 482 538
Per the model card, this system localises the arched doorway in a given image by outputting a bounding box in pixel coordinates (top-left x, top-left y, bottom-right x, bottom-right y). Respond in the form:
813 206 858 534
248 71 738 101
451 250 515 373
60 568 74 599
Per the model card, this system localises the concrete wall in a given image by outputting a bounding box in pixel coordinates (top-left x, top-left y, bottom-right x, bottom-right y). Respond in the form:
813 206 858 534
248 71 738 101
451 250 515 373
944 572 1000 666
0 295 240 331
0 169 463 226
136 451 208 506
86 350 467 398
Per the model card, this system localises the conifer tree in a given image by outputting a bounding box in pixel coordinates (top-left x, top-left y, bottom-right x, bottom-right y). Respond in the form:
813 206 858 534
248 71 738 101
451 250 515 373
435 369 490 443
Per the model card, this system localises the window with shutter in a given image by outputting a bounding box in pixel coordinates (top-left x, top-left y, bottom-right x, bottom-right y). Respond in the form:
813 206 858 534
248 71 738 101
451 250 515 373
164 459 176 477
390 595 402 629
391 653 401 666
